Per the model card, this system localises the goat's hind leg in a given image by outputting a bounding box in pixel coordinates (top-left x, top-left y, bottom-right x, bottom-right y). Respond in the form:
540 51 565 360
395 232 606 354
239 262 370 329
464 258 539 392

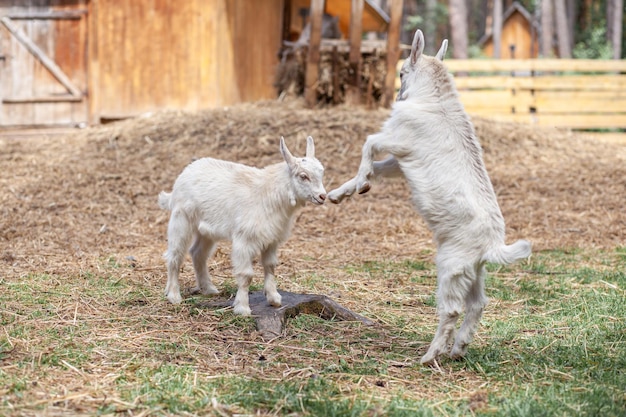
450 264 488 360
189 232 219 296
421 260 473 365
164 210 193 304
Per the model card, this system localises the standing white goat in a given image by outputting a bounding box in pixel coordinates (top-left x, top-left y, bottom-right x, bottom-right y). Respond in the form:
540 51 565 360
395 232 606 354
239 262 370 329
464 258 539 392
159 136 327 316
328 30 531 365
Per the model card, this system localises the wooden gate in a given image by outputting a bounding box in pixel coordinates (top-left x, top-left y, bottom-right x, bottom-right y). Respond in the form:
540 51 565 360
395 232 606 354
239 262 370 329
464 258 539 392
0 1 88 127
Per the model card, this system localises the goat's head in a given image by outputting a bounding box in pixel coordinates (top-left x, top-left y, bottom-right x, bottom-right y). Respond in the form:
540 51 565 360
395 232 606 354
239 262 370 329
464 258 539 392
397 29 449 102
280 136 327 205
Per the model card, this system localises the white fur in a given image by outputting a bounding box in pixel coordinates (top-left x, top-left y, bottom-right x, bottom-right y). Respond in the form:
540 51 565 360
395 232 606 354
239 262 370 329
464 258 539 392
328 30 531 364
159 136 326 315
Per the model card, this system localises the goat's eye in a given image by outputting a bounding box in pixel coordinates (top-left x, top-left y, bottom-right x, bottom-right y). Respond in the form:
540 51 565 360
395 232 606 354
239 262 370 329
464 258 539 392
299 173 310 181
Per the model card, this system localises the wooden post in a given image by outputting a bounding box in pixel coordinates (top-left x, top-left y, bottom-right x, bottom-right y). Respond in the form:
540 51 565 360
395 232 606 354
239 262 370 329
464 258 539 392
332 46 341 104
345 0 364 105
304 0 325 107
382 0 403 107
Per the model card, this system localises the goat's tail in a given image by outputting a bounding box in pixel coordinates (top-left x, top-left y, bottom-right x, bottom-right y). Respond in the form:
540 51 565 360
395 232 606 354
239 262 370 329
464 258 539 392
482 239 532 265
158 191 172 210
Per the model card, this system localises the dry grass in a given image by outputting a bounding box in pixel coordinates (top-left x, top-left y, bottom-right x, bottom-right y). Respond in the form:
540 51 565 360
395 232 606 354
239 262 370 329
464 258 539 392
1 99 624 415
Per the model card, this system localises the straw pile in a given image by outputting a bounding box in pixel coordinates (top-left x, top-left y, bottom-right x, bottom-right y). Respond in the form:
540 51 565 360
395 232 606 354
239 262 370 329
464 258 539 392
2 99 623 280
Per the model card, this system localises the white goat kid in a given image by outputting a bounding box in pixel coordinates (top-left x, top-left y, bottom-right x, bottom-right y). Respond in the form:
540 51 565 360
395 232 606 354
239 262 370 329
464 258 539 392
328 30 531 365
159 136 326 316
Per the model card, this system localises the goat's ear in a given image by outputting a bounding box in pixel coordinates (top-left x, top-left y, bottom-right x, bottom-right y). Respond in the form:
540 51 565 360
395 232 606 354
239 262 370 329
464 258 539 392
280 136 296 168
435 39 448 61
410 29 425 66
305 136 315 158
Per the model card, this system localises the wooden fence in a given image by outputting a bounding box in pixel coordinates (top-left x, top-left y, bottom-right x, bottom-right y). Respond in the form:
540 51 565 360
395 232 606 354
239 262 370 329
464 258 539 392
396 59 626 130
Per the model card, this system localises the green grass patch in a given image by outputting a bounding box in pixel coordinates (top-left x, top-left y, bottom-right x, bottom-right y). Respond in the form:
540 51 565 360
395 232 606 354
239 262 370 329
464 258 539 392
1 249 624 416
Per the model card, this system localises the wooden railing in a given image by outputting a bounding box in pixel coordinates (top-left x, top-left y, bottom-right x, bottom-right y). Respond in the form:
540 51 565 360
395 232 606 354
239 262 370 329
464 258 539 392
396 59 626 130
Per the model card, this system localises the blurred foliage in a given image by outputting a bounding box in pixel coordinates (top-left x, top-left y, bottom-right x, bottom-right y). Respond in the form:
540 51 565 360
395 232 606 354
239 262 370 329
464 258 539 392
573 26 613 59
402 0 625 59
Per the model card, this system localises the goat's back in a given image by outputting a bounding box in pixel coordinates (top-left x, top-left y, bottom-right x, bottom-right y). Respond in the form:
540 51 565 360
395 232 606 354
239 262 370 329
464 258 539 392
167 158 295 243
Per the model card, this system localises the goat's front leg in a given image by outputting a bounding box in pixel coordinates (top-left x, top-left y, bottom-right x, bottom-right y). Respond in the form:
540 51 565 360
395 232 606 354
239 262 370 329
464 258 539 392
328 153 403 204
261 245 281 307
354 133 387 195
231 240 256 316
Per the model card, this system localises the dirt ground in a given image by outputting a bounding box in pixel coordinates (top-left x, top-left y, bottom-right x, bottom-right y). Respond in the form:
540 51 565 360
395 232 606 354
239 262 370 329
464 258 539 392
0 98 625 414
1 99 624 282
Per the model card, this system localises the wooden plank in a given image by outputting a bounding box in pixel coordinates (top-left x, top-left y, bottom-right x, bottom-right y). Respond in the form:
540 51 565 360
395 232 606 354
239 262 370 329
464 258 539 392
442 59 626 73
534 114 626 128
457 89 535 108
457 90 626 114
466 111 626 129
382 0 403 107
7 18 34 125
304 0 325 107
345 0 363 105
319 38 387 53
7 11 87 20
3 96 83 103
452 75 626 90
533 93 626 114
0 16 82 97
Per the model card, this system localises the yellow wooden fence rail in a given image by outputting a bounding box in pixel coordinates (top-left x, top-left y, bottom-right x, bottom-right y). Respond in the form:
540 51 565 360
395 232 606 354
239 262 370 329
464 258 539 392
395 59 626 130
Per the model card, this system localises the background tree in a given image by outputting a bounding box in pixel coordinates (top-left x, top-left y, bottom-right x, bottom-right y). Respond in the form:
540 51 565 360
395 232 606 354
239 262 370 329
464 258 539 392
540 0 554 56
492 0 503 58
400 0 624 59
553 0 572 57
607 0 624 59
448 0 468 58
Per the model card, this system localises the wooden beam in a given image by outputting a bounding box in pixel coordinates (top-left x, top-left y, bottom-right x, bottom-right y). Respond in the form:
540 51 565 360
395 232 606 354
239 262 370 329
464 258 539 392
7 10 87 20
345 0 364 105
0 17 83 98
382 0 403 107
304 0 326 107
442 59 626 73
3 96 83 103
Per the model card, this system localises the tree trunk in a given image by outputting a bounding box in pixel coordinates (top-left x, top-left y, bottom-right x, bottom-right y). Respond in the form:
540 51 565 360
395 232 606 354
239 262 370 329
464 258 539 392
424 0 437 55
540 0 554 57
449 0 468 58
492 0 503 58
608 0 624 59
199 290 376 339
553 0 572 57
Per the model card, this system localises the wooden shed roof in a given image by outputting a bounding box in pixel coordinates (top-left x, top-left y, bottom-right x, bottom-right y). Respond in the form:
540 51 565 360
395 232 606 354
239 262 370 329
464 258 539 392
478 1 537 46
325 0 390 33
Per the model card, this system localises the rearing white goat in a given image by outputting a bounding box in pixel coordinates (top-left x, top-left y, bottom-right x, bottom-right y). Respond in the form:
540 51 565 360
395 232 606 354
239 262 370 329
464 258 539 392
328 30 531 365
159 136 327 316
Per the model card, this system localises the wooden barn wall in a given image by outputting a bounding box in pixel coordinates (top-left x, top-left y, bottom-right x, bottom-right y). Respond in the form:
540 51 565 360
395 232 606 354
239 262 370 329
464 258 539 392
90 0 283 121
0 0 88 126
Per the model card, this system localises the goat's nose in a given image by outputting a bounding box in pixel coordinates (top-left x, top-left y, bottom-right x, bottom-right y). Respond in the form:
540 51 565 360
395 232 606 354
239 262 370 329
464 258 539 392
319 193 327 201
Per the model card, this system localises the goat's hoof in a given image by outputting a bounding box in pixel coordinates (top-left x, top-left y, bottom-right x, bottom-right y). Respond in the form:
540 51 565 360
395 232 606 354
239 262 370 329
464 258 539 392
233 304 252 316
420 348 440 365
357 181 371 194
190 285 219 295
449 344 468 360
266 292 282 307
167 293 183 304
327 189 345 204
420 355 436 366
